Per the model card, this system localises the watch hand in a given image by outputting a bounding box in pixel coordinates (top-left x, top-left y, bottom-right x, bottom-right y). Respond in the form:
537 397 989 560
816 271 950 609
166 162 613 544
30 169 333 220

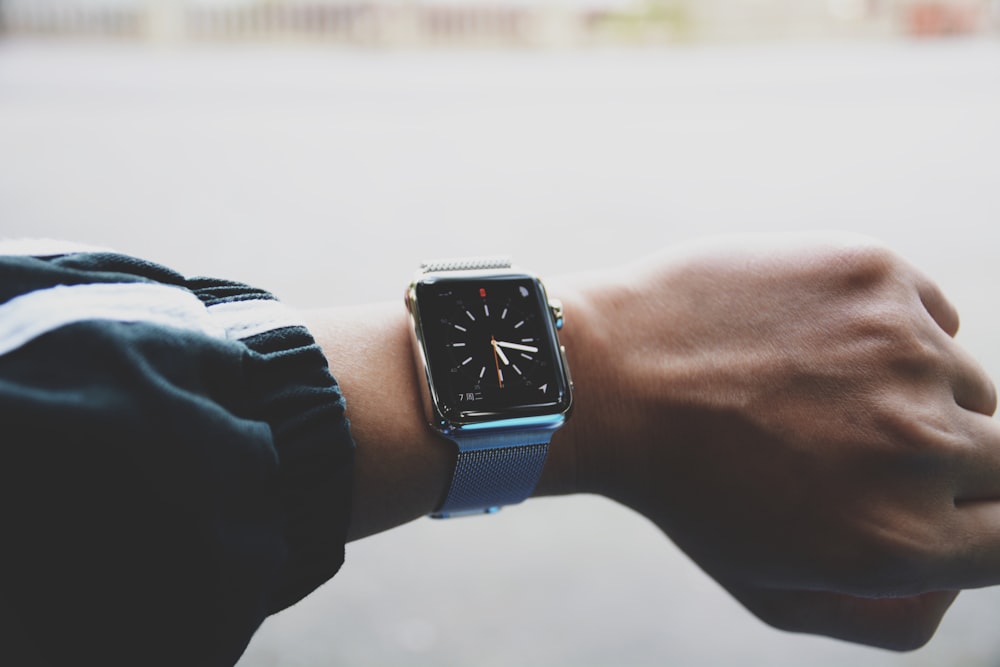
494 341 511 366
491 336 505 388
495 341 539 354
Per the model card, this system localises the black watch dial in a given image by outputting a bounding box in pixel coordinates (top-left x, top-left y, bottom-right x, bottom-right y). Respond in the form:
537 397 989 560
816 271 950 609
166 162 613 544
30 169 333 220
415 274 570 422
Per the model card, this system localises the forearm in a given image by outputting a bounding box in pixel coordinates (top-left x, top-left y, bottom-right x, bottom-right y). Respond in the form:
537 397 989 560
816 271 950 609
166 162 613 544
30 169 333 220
303 303 451 540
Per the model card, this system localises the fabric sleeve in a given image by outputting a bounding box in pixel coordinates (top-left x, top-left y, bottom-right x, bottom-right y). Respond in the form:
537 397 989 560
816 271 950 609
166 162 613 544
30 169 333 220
0 241 355 666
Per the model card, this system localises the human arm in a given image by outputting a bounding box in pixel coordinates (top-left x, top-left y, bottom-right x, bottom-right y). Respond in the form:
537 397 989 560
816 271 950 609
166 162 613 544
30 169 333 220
0 245 355 666
307 231 999 650
4 232 998 661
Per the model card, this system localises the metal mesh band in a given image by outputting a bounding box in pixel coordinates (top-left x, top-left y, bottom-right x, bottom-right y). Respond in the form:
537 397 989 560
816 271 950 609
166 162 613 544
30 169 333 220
434 443 549 517
420 257 512 273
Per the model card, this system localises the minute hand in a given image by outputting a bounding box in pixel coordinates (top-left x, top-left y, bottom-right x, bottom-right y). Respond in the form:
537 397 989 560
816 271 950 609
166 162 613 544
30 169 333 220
495 341 539 353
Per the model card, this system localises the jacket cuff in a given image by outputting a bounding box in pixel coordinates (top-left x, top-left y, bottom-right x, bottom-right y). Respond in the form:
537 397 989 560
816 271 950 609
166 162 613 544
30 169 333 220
187 278 357 613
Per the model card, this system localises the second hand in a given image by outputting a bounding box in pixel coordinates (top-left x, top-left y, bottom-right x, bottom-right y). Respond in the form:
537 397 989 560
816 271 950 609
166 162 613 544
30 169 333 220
491 336 504 389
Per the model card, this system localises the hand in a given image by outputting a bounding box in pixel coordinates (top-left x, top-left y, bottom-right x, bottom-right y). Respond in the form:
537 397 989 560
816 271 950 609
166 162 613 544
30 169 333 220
553 232 999 650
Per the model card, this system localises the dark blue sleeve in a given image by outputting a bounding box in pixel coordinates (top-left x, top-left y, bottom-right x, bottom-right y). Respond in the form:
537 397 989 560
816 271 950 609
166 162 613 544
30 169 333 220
0 243 355 666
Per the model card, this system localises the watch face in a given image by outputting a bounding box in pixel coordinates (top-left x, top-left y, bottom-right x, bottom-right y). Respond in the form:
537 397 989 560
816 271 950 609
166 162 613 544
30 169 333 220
414 274 571 423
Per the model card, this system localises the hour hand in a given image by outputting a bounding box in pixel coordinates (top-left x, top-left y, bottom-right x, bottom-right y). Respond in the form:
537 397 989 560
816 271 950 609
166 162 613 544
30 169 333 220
492 338 511 365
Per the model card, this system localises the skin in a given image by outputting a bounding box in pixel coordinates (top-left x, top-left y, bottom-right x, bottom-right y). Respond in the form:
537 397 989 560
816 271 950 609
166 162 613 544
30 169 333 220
303 231 1000 652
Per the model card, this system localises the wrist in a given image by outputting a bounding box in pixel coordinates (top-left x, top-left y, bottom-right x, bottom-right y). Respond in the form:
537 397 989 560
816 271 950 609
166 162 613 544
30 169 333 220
536 268 650 502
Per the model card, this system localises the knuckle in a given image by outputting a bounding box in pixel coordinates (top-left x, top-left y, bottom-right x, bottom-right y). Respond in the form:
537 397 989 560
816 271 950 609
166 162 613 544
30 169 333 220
987 380 999 416
848 547 928 599
854 511 948 596
877 408 962 458
825 496 946 596
890 332 942 376
834 243 900 289
865 360 964 456
852 307 945 382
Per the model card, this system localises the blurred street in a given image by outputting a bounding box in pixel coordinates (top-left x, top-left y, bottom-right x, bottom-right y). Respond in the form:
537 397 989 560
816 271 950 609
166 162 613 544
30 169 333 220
2 33 1000 667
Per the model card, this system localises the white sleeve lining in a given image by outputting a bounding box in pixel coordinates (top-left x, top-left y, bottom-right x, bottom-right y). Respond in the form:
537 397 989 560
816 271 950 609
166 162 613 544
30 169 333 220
0 282 306 360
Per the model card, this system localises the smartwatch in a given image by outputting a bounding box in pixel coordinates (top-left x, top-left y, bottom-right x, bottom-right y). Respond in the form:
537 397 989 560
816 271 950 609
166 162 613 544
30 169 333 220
405 257 573 518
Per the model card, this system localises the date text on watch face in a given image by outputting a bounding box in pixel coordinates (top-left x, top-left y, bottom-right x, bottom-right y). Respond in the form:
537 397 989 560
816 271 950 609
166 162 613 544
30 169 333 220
416 276 569 421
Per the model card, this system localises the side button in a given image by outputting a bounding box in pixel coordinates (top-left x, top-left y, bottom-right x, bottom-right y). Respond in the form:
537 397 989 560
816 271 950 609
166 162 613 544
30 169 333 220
560 345 573 391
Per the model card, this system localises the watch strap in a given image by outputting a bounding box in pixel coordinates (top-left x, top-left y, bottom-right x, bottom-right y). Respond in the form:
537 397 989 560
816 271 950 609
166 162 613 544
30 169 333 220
420 257 511 273
433 441 549 518
432 417 563 517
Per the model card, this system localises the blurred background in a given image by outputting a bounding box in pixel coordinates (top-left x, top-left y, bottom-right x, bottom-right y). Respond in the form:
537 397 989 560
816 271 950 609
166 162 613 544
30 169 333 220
2 1 999 666
1 0 999 44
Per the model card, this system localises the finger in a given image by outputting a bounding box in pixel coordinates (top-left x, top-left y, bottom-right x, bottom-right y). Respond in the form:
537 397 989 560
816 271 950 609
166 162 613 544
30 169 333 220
915 272 960 338
944 494 1000 590
951 411 1000 501
729 585 958 651
947 341 999 416
912 278 996 415
944 414 1000 590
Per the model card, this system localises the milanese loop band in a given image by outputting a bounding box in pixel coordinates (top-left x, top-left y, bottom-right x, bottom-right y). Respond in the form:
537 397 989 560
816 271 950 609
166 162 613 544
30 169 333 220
420 257 511 273
435 443 549 517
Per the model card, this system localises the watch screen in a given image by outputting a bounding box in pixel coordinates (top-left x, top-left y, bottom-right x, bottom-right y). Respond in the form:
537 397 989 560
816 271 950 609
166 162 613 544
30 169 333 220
415 275 570 422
